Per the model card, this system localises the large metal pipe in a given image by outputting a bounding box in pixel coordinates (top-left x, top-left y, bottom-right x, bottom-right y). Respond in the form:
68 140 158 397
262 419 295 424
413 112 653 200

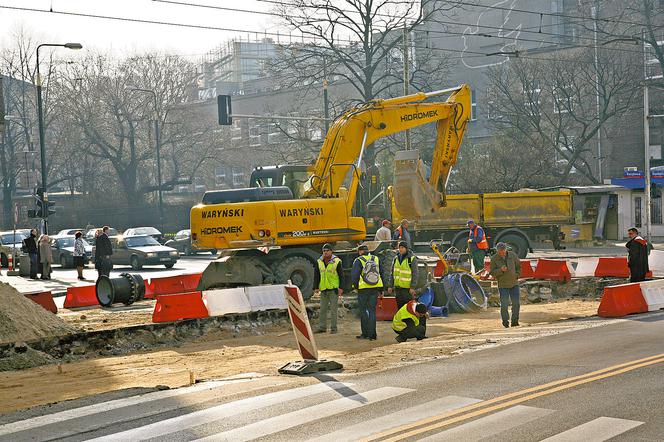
96 273 146 307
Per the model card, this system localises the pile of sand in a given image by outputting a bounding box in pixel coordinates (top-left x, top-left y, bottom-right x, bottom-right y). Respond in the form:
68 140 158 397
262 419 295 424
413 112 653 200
0 283 77 345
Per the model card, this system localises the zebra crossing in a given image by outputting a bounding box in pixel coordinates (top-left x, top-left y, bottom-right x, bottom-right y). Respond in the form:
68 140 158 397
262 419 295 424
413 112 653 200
0 380 646 441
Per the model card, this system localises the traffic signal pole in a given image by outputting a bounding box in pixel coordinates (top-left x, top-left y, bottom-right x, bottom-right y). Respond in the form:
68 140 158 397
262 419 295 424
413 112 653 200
35 48 48 234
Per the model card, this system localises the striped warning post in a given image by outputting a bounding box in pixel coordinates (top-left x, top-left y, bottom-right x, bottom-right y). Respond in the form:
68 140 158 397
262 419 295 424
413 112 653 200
284 285 318 361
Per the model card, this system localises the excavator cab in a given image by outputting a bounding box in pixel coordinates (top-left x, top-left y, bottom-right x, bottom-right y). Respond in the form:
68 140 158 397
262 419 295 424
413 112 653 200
249 165 310 199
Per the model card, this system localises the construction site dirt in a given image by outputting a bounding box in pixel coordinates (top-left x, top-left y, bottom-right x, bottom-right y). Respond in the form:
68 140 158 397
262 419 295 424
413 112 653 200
0 295 600 414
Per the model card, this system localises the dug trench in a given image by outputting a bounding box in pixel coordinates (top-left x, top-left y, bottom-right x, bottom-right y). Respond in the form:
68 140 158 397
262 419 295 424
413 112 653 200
0 276 622 414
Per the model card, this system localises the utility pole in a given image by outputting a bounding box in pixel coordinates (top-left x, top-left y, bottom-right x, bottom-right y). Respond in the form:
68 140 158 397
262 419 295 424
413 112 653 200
592 6 603 182
323 57 330 134
645 82 652 240
403 23 412 150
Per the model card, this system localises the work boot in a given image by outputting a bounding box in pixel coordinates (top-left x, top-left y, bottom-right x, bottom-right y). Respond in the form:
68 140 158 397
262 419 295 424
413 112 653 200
511 322 520 327
395 335 407 343
356 335 367 339
330 329 337 334
503 322 509 328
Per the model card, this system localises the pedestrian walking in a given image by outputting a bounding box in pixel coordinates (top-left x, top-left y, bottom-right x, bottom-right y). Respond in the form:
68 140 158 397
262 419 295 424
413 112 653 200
351 244 383 340
489 242 521 328
374 219 392 241
73 231 87 280
95 226 114 278
393 300 427 342
467 220 489 273
22 229 38 279
388 241 418 310
39 235 53 280
393 219 412 249
313 243 344 334
626 227 649 283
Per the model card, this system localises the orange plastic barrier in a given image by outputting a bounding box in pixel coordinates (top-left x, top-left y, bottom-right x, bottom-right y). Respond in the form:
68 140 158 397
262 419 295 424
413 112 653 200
152 292 209 323
24 291 57 313
145 273 202 299
598 283 648 317
376 296 398 321
594 257 630 278
520 260 536 278
63 285 98 308
533 259 572 281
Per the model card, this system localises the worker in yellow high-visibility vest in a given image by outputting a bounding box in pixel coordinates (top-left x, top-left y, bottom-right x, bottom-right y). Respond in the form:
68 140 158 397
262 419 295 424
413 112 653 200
392 300 428 343
313 243 345 334
351 244 383 341
388 240 418 310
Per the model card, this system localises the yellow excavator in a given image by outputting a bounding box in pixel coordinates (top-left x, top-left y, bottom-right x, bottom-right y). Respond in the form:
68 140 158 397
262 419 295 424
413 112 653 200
191 85 471 297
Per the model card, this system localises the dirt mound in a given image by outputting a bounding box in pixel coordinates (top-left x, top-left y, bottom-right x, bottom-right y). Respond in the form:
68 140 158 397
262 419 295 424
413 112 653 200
0 283 77 345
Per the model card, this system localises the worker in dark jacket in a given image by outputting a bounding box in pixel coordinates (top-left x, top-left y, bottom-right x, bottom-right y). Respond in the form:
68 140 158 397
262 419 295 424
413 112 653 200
351 244 383 340
393 300 427 342
22 229 38 279
388 241 419 309
627 227 649 282
467 220 489 274
94 226 114 279
313 243 344 334
490 242 522 328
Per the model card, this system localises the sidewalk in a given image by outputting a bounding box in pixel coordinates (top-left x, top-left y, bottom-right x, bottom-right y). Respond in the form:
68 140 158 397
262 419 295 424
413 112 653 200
0 272 91 296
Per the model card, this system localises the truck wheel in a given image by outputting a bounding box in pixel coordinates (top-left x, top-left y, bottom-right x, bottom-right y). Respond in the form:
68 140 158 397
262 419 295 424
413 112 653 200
379 249 397 288
273 256 314 300
164 262 175 269
499 234 528 259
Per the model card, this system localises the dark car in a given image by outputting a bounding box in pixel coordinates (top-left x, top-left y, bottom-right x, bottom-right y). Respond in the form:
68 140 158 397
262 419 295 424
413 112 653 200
111 235 179 270
51 236 92 268
165 229 216 256
85 227 119 245
0 230 29 267
123 227 165 244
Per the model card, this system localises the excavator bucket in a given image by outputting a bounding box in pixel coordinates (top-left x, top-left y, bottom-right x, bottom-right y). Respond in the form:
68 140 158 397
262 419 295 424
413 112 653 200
392 150 445 219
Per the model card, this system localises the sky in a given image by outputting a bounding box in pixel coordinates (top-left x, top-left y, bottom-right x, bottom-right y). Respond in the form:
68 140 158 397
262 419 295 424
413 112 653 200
0 0 277 60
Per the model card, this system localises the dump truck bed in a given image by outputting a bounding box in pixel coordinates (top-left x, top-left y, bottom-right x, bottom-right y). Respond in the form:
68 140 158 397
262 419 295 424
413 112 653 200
394 190 574 230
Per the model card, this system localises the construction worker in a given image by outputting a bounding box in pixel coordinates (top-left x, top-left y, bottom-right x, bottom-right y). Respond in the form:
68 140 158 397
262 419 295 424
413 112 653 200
393 219 412 249
467 219 489 273
489 242 521 328
388 241 418 310
374 219 392 241
313 243 344 334
393 300 428 342
351 244 383 340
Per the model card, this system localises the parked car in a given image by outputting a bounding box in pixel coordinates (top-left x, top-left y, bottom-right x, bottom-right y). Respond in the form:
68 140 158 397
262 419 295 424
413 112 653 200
0 230 29 267
51 235 92 268
123 227 165 244
57 228 84 237
85 227 119 245
165 229 216 255
110 235 179 270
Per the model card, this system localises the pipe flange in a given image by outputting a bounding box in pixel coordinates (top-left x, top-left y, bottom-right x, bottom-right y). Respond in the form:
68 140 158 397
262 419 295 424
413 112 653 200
120 272 141 306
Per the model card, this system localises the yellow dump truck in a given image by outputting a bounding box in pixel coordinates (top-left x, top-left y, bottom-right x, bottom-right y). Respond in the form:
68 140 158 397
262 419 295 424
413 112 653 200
391 189 574 258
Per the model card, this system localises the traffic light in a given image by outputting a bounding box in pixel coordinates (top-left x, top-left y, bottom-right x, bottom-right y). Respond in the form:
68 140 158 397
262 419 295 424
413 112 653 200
217 95 232 125
33 187 55 218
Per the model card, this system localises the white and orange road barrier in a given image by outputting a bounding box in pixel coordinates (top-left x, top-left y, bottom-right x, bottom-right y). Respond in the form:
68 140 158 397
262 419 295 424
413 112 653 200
279 284 342 375
598 279 664 317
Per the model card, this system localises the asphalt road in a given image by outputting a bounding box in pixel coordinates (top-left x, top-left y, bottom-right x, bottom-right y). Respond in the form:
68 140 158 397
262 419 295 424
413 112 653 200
2 311 664 441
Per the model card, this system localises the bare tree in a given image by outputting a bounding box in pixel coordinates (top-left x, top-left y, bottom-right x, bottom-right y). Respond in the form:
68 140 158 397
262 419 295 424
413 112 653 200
486 46 641 185
59 54 216 213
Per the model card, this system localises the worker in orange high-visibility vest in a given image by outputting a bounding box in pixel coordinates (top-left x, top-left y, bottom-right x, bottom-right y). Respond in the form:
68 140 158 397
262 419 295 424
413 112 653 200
467 219 489 273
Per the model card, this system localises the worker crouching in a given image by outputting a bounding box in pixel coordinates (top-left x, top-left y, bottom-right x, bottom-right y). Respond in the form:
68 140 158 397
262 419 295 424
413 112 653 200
313 243 344 334
393 301 428 342
352 244 383 340
388 241 418 310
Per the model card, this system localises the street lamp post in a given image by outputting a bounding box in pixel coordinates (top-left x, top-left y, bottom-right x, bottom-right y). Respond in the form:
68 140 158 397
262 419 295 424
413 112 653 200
35 42 82 234
127 88 164 230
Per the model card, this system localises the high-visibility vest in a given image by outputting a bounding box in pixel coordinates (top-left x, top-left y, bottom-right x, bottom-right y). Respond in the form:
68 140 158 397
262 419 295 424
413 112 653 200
355 254 383 289
393 255 414 288
317 256 341 290
470 226 489 250
392 301 420 331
